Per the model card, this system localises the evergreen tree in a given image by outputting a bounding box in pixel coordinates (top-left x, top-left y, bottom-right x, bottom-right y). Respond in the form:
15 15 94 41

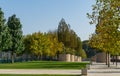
2 26 12 51
75 37 82 56
0 8 5 51
82 40 97 58
57 18 85 57
7 14 24 63
0 8 12 52
57 18 70 48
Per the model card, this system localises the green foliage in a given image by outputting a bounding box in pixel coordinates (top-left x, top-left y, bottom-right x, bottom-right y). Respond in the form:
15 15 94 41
0 8 5 51
47 31 63 57
88 0 120 55
24 18 84 59
24 31 63 59
75 37 82 56
0 8 12 51
81 49 87 58
2 26 12 51
7 14 24 53
24 32 49 58
57 18 85 57
57 18 71 47
82 40 98 58
0 8 84 61
23 34 32 54
7 14 24 63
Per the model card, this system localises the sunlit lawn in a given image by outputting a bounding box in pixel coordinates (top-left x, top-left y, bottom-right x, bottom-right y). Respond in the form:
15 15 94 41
0 61 89 69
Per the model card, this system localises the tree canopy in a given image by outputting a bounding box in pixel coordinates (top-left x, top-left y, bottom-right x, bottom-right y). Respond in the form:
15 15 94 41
57 18 86 57
7 14 24 63
88 0 120 67
0 8 85 62
0 8 12 52
88 0 120 54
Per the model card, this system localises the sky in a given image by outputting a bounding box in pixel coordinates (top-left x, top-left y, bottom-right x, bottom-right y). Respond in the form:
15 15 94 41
0 0 96 41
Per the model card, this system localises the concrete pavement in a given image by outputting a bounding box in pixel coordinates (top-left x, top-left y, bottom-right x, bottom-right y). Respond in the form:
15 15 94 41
87 62 120 76
0 69 81 75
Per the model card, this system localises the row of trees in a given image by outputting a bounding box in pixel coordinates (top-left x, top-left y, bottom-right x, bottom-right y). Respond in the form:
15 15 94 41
24 31 63 60
0 8 23 63
23 18 86 60
0 8 86 63
88 0 120 67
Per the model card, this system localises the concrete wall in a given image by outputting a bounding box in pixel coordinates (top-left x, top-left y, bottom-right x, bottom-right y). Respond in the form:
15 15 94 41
91 55 96 62
58 54 66 61
74 56 77 62
77 56 81 62
96 52 106 63
71 55 75 62
59 54 81 62
66 54 71 62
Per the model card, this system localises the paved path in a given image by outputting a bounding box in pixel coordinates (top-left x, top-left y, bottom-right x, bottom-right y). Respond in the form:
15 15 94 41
1 62 120 76
87 62 120 76
0 69 81 75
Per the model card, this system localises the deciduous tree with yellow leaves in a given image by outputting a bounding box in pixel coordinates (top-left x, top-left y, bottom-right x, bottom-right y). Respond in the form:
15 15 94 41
88 0 120 67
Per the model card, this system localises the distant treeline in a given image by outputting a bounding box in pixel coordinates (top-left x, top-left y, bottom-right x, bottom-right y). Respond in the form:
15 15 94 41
0 8 86 63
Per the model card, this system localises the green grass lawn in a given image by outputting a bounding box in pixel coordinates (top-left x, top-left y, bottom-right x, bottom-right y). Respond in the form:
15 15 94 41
0 61 89 69
0 74 80 76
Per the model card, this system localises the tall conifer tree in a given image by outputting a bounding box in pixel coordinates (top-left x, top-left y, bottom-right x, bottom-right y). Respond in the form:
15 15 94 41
0 8 12 52
7 14 24 63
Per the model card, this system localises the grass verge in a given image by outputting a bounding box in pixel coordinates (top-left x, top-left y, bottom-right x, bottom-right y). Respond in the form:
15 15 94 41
0 61 89 69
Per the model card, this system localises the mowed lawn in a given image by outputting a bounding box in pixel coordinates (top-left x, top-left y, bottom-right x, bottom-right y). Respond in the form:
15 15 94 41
0 61 89 69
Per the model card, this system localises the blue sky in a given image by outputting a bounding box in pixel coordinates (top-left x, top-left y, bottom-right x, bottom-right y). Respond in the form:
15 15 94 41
0 0 95 41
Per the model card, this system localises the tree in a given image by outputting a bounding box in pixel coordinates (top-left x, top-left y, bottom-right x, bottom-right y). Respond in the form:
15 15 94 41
24 32 50 60
82 40 97 58
57 18 84 57
32 32 49 60
75 37 82 56
0 8 6 51
89 29 120 66
0 8 12 52
57 18 70 48
57 18 77 54
80 49 87 58
2 26 12 52
87 0 120 67
23 34 32 60
47 31 63 59
70 29 77 50
24 31 63 60
7 14 24 63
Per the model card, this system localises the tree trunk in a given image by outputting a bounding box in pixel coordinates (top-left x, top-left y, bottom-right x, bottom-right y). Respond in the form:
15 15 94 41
40 54 42 60
116 55 117 67
57 53 59 60
26 54 29 61
7 53 9 63
37 55 40 60
106 53 108 65
108 52 110 67
11 52 14 63
113 56 114 65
